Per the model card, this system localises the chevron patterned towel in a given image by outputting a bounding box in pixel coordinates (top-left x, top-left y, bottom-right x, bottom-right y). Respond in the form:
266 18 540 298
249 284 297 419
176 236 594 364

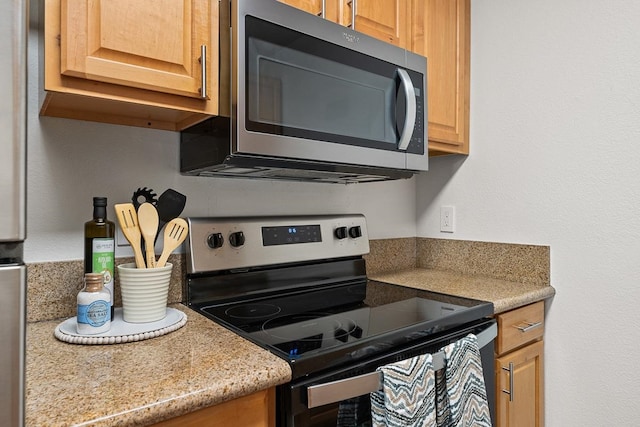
436 334 492 427
370 334 491 427
371 353 437 427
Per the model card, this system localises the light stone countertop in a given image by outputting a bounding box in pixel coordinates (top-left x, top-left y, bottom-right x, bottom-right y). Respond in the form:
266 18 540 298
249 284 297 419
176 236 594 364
370 268 556 313
25 304 292 427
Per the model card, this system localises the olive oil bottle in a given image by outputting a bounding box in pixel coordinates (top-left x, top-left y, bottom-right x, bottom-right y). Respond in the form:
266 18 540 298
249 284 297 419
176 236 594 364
84 197 115 321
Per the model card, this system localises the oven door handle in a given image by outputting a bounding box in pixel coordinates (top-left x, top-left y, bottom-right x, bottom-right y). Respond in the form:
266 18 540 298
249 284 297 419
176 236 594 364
306 322 497 409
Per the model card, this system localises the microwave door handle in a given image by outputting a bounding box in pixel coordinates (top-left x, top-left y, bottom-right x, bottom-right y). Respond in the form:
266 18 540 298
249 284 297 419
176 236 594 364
397 68 417 151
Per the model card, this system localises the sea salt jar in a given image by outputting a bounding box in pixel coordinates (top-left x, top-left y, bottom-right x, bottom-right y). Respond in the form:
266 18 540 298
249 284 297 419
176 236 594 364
77 272 111 334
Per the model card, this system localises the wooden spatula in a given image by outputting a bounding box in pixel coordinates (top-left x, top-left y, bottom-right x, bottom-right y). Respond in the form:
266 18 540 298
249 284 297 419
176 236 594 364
156 218 189 268
113 203 146 268
137 203 159 268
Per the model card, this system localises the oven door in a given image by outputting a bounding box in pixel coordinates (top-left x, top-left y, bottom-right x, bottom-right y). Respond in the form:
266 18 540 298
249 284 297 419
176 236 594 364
232 0 427 172
279 320 496 427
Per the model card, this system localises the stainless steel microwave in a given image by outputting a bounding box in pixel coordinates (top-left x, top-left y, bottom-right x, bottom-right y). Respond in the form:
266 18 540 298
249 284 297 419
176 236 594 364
181 0 427 183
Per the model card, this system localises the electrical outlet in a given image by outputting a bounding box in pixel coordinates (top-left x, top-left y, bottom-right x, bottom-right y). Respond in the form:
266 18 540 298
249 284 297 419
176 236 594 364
440 206 455 233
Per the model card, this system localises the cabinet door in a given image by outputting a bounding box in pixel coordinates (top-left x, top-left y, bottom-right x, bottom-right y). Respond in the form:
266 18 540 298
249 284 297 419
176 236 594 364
412 0 470 154
61 0 210 99
340 0 410 49
278 0 324 17
151 388 275 427
496 340 544 427
282 0 409 48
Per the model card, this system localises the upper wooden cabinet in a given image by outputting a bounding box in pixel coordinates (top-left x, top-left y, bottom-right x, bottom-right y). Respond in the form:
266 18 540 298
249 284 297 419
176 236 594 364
43 0 470 153
411 0 470 155
340 0 410 49
61 0 208 99
278 0 324 17
280 0 410 49
42 0 219 131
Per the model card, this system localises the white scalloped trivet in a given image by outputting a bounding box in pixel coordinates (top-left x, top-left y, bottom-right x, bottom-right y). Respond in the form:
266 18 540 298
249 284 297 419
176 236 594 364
54 307 187 345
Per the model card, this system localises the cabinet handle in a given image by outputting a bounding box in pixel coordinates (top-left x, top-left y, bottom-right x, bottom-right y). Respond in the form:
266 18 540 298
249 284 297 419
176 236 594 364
317 0 326 18
513 321 543 333
348 0 356 29
199 45 207 99
501 362 514 402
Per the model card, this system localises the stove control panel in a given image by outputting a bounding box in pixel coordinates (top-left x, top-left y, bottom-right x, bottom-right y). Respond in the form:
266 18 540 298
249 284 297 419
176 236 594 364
186 214 369 273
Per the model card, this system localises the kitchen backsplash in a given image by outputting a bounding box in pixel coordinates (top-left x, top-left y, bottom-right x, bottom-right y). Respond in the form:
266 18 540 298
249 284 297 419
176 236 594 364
27 254 184 323
27 238 549 322
364 238 549 287
364 238 417 276
416 238 549 286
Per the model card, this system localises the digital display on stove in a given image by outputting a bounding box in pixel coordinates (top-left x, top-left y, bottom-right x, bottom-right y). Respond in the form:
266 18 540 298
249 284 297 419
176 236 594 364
262 224 322 246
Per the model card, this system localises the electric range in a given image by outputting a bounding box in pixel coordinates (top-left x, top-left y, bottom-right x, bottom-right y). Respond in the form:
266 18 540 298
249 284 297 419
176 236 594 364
184 214 495 426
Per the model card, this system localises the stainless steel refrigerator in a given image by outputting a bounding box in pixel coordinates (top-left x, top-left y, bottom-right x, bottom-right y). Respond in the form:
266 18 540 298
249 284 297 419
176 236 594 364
0 0 27 425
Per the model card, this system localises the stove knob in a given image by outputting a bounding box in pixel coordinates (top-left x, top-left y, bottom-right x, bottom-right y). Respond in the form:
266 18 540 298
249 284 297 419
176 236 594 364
229 231 245 247
350 326 363 339
348 226 362 239
207 233 224 249
334 328 349 343
334 226 348 240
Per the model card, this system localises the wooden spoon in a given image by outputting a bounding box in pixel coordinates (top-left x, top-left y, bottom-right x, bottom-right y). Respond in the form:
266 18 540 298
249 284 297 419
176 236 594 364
113 203 146 268
156 218 189 268
137 202 159 268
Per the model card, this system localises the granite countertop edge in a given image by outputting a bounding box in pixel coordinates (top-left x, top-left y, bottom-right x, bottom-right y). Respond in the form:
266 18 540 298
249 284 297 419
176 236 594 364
369 268 556 314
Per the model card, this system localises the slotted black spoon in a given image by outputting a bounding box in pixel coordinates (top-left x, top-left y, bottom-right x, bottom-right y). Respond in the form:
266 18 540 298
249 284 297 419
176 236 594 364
154 189 187 244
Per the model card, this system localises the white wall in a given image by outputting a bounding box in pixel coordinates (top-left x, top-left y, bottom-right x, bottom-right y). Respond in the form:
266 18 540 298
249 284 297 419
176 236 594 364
417 1 640 425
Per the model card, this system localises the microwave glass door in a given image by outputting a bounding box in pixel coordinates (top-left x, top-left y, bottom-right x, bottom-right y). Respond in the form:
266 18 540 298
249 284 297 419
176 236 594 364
245 16 424 155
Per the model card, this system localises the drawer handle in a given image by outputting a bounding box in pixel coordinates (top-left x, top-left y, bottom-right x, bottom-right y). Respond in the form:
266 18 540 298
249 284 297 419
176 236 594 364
501 362 514 402
513 321 542 333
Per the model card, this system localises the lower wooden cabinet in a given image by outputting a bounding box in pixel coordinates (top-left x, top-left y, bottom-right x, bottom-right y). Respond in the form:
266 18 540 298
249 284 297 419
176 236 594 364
151 388 275 427
494 302 545 427
496 340 544 427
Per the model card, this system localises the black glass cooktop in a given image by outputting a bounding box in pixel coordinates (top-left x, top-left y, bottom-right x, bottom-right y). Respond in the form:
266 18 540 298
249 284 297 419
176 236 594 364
194 280 492 377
